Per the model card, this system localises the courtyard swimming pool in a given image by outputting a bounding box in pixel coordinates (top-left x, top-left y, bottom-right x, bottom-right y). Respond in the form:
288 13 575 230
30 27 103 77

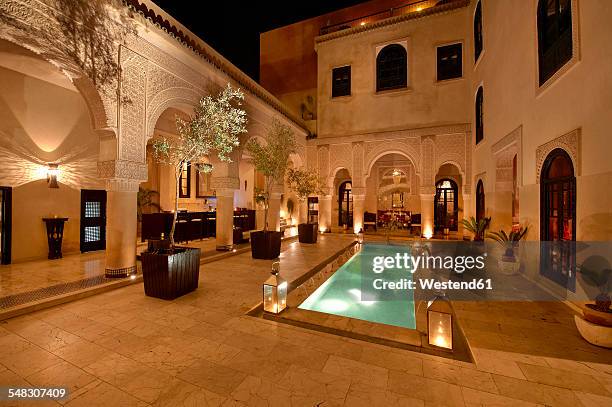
298 244 416 329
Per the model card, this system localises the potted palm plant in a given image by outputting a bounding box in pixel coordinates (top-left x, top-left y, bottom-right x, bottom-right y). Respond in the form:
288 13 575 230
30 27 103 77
460 216 491 241
287 167 322 243
142 84 247 299
246 119 297 259
486 225 529 274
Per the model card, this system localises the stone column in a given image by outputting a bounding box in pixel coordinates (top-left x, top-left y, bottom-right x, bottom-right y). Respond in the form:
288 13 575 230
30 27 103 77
298 200 308 225
105 178 139 277
211 177 239 251
420 188 435 239
267 183 283 232
319 193 332 232
352 187 366 234
462 193 472 238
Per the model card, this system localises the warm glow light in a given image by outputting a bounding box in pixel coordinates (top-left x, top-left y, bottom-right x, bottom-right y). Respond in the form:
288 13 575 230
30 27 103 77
423 224 433 239
416 6 423 12
360 21 366 26
319 226 327 233
433 335 449 348
130 275 136 280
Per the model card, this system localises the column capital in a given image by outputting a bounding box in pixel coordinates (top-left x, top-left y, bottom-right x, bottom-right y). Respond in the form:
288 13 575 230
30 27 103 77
210 176 240 190
105 178 140 193
98 160 147 182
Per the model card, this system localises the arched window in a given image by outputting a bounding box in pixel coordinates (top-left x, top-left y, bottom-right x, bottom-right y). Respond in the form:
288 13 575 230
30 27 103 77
475 87 484 144
435 179 458 231
376 44 407 92
474 1 483 62
537 0 572 85
476 180 485 222
540 148 575 290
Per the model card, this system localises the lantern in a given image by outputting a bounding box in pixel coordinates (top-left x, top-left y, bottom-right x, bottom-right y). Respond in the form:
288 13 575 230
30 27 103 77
357 228 364 244
263 262 287 314
392 169 402 185
427 295 453 350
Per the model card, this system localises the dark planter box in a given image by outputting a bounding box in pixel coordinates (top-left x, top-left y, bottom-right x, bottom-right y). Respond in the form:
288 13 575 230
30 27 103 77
298 223 318 244
141 246 201 300
250 230 281 259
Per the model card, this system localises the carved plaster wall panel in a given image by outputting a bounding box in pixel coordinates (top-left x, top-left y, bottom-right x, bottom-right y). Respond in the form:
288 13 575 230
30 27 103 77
119 46 147 163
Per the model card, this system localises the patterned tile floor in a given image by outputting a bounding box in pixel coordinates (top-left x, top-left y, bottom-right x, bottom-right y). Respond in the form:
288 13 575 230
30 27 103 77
0 235 610 406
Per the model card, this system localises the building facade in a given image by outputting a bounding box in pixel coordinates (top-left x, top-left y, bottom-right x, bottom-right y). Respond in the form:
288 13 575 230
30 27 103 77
262 0 612 241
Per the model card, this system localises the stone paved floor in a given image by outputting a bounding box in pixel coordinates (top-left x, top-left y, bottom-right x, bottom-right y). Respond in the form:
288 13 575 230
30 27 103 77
0 235 611 406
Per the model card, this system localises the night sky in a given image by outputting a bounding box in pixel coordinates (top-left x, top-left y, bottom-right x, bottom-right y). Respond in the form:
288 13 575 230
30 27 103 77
153 0 370 81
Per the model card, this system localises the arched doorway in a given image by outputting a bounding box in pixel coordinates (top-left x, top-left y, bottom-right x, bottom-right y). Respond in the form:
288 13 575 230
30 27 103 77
434 179 458 232
540 148 576 290
476 180 485 222
338 181 353 228
541 149 575 241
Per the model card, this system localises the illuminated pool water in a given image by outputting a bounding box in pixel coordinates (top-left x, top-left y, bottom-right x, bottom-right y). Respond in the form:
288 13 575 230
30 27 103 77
298 244 416 329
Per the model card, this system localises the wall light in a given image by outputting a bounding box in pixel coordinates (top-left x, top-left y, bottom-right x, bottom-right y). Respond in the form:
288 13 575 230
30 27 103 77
47 163 59 189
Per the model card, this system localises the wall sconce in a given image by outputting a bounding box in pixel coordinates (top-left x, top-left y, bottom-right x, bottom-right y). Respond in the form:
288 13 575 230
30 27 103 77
427 295 453 350
263 262 287 314
47 164 59 189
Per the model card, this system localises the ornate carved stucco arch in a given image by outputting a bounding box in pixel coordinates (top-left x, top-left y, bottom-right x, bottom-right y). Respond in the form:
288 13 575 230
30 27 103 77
0 34 116 135
365 150 419 180
0 2 119 133
146 87 201 139
364 142 420 180
535 128 581 183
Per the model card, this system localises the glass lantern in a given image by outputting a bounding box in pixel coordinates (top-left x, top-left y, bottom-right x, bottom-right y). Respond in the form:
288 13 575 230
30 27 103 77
427 295 453 350
357 228 364 244
263 262 287 314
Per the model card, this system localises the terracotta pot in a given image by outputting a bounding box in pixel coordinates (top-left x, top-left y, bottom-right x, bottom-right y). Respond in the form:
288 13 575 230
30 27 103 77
582 303 612 327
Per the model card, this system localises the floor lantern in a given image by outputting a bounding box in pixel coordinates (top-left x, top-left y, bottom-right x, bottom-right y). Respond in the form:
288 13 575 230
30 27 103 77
427 295 453 350
263 261 287 314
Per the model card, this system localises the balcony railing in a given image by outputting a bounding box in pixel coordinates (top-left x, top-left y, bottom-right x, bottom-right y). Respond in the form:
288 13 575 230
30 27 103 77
319 0 440 36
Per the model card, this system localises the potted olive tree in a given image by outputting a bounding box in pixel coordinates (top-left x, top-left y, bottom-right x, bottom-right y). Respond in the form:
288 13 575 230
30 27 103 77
246 119 296 259
142 84 247 299
287 167 322 243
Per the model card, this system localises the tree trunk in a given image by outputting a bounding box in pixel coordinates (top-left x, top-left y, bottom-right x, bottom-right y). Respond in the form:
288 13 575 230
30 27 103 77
170 165 181 247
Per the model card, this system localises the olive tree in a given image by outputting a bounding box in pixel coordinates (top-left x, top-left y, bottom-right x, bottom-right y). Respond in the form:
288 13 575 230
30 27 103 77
152 84 247 246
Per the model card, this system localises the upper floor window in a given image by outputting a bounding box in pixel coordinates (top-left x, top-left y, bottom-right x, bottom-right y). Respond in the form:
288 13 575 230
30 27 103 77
376 44 407 91
475 87 484 144
332 65 351 97
179 161 191 198
437 43 463 81
474 1 483 62
537 0 572 85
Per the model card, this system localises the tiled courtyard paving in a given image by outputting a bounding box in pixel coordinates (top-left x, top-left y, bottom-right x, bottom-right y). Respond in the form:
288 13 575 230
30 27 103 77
0 235 611 406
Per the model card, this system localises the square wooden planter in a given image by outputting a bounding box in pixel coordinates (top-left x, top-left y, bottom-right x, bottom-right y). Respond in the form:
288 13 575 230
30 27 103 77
141 246 201 300
250 230 281 259
298 223 318 244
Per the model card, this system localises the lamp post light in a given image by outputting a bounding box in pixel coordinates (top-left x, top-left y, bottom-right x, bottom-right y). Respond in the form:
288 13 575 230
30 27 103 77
427 295 453 350
263 261 287 314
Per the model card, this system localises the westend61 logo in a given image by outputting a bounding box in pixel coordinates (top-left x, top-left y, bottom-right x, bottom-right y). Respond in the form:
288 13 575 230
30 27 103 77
372 252 486 274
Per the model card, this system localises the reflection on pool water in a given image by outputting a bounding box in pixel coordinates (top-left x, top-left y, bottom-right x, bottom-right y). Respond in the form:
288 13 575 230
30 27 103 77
298 244 416 329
